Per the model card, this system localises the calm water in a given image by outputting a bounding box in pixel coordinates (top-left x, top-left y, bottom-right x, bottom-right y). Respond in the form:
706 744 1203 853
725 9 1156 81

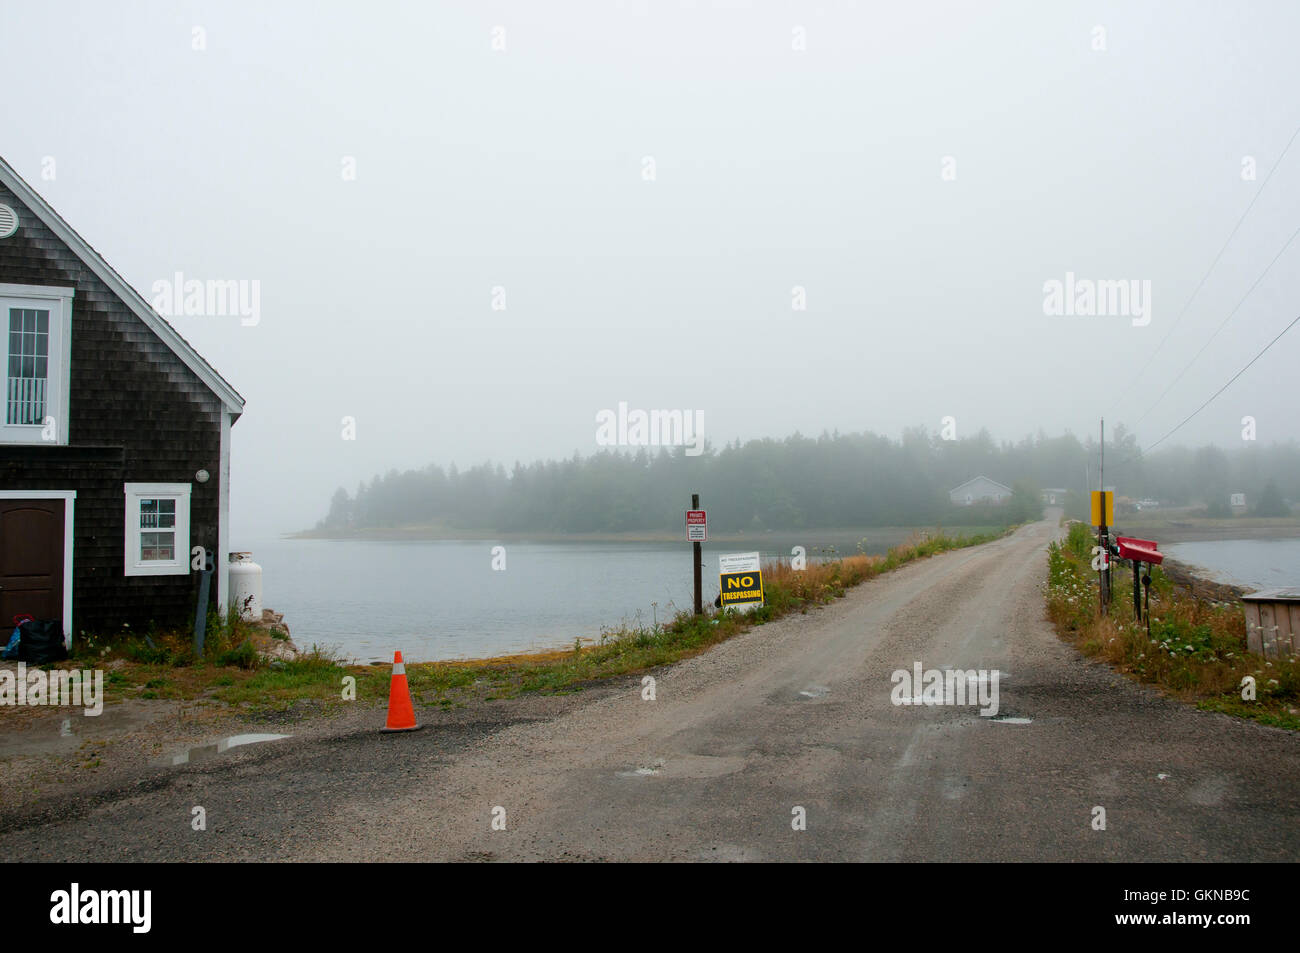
1163 538 1300 591
238 536 853 664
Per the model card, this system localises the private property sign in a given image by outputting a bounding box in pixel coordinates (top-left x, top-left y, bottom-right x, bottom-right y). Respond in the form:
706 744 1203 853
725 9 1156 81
719 551 764 609
686 509 707 541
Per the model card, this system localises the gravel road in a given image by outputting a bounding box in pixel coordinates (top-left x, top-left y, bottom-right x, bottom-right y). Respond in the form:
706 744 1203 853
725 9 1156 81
4 517 1298 862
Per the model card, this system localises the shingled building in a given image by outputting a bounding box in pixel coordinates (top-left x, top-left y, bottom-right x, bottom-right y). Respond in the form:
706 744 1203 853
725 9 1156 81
0 156 244 641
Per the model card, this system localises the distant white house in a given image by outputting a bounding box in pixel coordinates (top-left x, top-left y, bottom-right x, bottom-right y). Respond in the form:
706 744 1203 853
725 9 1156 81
1041 487 1069 505
950 476 1013 506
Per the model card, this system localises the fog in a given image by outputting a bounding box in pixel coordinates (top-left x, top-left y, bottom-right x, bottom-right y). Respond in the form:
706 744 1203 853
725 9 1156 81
3 0 1298 538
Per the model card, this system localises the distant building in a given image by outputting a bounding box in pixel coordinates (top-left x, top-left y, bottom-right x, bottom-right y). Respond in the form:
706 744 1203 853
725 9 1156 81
1040 488 1069 505
949 476 1012 506
1230 492 1247 511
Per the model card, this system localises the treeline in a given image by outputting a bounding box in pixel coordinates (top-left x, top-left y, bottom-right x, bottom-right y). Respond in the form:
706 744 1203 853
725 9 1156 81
315 426 1300 534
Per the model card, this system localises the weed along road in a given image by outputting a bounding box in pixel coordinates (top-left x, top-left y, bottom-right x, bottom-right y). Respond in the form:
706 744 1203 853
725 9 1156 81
5 517 1300 862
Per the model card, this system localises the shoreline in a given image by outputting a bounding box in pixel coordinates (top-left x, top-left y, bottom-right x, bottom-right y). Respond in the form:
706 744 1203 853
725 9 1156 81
1106 519 1298 596
286 524 1007 546
1110 518 1300 544
1157 558 1250 603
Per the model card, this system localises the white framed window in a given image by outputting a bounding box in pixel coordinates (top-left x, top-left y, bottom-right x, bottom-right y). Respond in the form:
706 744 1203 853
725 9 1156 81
0 283 73 445
124 483 191 576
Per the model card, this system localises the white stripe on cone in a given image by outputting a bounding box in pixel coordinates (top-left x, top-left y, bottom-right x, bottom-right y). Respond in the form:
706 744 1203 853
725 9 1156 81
392 662 405 675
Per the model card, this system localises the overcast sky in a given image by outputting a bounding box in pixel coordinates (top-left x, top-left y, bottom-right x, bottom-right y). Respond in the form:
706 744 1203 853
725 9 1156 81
3 0 1298 539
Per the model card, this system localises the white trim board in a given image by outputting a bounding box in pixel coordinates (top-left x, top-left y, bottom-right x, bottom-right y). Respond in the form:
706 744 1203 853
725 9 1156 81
217 410 232 613
0 489 75 645
0 283 75 301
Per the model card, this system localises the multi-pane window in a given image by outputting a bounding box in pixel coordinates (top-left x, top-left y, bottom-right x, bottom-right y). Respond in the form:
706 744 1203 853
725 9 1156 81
0 285 72 445
123 484 191 576
139 498 177 561
6 307 50 425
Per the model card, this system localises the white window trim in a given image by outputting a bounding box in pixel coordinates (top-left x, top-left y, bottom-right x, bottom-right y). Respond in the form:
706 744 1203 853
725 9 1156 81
0 489 75 645
124 483 191 577
0 283 74 446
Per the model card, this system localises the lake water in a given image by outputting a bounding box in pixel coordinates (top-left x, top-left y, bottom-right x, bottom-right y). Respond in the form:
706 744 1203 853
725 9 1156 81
239 533 1293 662
238 536 860 664
1162 538 1300 592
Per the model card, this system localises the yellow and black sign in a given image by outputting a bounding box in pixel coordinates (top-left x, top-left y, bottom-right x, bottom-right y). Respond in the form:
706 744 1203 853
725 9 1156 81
1090 490 1114 527
719 570 764 607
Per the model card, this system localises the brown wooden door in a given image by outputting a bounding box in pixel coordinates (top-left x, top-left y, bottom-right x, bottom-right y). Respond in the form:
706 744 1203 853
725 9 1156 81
0 499 65 624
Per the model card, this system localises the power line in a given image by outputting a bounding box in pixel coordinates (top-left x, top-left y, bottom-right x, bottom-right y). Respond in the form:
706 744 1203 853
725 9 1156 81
1109 120 1300 411
1132 223 1300 427
1143 311 1300 454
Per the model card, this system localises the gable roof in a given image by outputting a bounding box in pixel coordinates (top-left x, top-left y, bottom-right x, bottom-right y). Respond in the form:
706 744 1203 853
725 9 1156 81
0 155 245 419
949 476 1013 495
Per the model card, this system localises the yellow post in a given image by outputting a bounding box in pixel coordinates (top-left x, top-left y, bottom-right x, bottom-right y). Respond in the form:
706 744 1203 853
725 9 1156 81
1090 490 1114 527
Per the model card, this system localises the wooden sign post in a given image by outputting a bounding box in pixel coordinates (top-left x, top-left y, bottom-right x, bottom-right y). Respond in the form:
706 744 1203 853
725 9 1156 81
690 493 703 614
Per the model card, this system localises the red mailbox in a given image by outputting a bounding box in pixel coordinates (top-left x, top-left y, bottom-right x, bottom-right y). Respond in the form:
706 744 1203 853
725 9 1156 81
1115 536 1163 565
1114 536 1163 629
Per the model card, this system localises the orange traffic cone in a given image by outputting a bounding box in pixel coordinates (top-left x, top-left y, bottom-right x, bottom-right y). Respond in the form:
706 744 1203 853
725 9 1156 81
381 650 421 732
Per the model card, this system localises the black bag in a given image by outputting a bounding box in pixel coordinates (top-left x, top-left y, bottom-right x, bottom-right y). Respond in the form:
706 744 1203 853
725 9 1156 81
17 619 67 664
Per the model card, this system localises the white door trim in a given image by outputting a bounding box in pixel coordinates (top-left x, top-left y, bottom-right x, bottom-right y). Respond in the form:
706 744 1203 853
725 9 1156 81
0 489 75 645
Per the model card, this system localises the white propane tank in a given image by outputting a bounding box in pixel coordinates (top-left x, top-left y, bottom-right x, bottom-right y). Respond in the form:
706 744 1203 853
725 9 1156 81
228 552 263 622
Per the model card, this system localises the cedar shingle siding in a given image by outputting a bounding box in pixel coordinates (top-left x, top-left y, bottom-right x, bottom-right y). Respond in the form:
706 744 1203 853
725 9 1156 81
0 180 224 633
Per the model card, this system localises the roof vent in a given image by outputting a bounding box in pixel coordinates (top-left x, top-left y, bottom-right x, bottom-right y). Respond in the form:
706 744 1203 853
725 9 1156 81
0 205 17 239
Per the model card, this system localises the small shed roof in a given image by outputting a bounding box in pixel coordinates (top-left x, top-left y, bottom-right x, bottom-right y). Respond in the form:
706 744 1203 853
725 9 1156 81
1242 588 1300 603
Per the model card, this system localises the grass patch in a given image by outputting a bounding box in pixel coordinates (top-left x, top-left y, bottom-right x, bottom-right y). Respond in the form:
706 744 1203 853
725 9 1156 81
214 640 259 670
211 649 346 708
1046 522 1299 730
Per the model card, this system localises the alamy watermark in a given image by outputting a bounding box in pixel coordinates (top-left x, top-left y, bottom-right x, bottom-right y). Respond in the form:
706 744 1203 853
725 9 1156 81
1042 272 1150 326
0 663 104 716
50 883 150 933
595 402 704 456
890 661 1000 716
151 271 260 326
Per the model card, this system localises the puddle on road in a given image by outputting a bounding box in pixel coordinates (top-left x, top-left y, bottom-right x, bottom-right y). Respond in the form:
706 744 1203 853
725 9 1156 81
170 733 291 766
990 717 1032 725
798 685 830 699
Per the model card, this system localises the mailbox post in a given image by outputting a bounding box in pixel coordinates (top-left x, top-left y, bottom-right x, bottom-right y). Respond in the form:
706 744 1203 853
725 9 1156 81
1142 573 1152 638
1131 559 1141 621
